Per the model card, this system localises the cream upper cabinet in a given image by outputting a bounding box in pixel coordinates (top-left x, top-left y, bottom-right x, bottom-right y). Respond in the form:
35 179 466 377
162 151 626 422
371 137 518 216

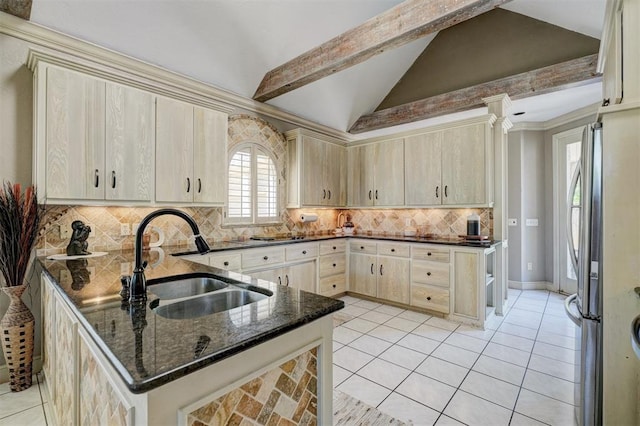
38 66 155 203
286 129 346 207
155 97 228 205
404 120 493 207
347 139 404 207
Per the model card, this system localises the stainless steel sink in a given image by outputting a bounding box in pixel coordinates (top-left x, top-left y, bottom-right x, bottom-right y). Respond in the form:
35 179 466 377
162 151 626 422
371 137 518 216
148 274 229 300
153 288 270 320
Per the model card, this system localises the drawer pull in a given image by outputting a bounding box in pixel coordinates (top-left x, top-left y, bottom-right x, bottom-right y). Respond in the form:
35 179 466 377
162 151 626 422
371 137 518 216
427 296 432 301
302 250 307 255
391 248 395 252
332 284 336 288
427 272 432 276
333 263 337 267
223 261 229 266
333 246 337 250
263 256 269 260
360 246 365 250
427 252 432 256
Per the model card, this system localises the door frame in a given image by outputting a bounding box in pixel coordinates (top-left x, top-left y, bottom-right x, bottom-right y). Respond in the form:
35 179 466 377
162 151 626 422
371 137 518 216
552 126 584 293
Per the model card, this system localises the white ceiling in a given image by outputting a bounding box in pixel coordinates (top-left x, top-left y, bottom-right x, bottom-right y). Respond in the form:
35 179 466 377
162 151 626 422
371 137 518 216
30 0 606 138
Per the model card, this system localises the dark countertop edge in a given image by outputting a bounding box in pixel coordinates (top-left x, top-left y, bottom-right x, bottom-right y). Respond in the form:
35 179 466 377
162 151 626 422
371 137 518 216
39 259 344 394
171 235 502 256
126 302 343 393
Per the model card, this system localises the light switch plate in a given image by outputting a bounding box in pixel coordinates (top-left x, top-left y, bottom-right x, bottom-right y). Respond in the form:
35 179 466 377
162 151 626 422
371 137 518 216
525 218 539 227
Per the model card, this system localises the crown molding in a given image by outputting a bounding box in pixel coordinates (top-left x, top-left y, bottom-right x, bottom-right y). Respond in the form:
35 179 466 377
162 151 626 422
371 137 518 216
0 11 354 142
510 102 599 132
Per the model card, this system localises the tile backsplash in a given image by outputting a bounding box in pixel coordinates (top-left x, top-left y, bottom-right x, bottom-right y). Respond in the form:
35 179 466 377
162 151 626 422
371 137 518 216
37 205 492 255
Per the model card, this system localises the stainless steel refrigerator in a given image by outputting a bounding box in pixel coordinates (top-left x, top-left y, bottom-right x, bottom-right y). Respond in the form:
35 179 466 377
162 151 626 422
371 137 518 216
564 122 603 426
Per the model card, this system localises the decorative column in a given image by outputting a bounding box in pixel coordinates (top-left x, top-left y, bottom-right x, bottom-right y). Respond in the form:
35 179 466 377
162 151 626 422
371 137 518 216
483 94 512 315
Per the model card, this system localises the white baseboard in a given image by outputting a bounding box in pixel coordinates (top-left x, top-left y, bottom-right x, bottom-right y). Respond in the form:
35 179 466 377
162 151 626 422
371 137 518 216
0 356 42 384
508 280 553 291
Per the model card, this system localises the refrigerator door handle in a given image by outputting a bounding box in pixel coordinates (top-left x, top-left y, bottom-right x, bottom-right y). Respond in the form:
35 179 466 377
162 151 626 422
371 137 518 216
567 163 581 277
564 293 582 326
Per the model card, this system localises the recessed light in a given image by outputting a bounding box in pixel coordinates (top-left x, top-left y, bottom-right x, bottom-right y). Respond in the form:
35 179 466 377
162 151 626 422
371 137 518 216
513 111 526 116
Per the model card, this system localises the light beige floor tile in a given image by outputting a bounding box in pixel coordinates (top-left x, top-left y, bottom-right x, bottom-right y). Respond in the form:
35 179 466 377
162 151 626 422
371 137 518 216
352 300 383 310
444 390 512 426
379 392 440 425
333 365 352 387
431 343 479 368
397 310 432 323
435 414 466 425
518 290 550 301
359 310 394 325
497 322 539 340
43 403 53 425
374 304 406 316
357 358 412 390
333 325 363 344
396 333 440 355
536 330 577 350
333 346 374 373
522 370 574 405
385 317 422 333
338 295 361 305
460 371 520 410
515 389 576 425
415 356 469 387
532 341 576 365
455 325 495 341
509 412 548 425
348 334 393 357
444 332 488 353
425 316 459 332
36 374 48 403
472 355 526 386
336 375 391 408
379 345 427 370
0 382 10 396
484 313 505 330
527 354 576 382
482 342 531 367
396 372 456 412
538 322 576 338
0 385 43 418
333 341 344 352
341 304 370 317
412 323 453 342
367 324 407 343
490 331 535 353
342 317 379 334
0 405 46 426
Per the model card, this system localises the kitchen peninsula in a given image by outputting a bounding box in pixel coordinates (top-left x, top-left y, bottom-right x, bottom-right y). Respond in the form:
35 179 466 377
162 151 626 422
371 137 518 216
39 250 343 425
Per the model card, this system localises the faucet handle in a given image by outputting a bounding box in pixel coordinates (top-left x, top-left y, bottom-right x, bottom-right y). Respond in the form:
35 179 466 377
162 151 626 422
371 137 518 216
142 260 148 270
120 275 131 300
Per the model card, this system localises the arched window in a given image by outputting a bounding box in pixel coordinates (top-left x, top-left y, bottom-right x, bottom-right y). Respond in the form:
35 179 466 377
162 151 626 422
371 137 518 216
227 143 278 224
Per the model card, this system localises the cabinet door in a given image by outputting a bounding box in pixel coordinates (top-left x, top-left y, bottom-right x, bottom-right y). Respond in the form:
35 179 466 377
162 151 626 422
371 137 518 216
45 66 105 200
193 107 227 204
453 251 480 319
405 132 442 205
53 295 78 426
286 261 317 293
324 142 346 206
377 256 410 304
105 82 155 201
250 267 284 286
348 253 377 297
301 137 325 205
374 139 404 206
441 124 486 205
156 97 194 202
347 145 375 206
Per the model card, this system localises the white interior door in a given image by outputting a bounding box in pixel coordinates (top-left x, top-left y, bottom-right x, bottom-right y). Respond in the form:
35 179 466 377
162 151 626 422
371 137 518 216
555 129 582 295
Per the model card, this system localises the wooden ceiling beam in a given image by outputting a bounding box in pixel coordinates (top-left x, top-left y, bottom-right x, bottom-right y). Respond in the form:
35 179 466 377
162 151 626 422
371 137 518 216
253 0 510 102
0 0 32 20
349 53 601 134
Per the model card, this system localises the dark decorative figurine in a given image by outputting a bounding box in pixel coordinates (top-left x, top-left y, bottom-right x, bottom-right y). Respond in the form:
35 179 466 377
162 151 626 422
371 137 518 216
66 220 92 256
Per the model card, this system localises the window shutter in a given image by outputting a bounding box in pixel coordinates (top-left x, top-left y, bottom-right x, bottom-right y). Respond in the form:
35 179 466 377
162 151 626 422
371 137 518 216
256 148 278 220
228 148 251 219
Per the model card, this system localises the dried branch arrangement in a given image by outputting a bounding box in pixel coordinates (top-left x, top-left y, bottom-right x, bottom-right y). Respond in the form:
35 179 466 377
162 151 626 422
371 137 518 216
0 182 42 288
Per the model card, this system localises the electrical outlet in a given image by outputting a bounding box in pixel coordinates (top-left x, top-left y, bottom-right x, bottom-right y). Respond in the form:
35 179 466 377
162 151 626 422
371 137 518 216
527 262 533 271
120 223 130 236
60 224 71 239
525 218 539 227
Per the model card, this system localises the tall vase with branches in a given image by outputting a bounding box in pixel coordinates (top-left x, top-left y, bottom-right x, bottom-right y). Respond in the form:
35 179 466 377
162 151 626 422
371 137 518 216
0 182 42 391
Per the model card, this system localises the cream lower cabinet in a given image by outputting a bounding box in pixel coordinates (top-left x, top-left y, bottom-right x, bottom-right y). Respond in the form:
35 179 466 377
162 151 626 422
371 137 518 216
249 261 316 293
35 64 155 203
318 240 347 296
348 252 377 297
155 97 227 205
410 246 451 314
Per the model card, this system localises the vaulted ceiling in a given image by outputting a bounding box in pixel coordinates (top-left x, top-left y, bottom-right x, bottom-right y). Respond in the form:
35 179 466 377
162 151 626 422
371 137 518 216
21 0 606 139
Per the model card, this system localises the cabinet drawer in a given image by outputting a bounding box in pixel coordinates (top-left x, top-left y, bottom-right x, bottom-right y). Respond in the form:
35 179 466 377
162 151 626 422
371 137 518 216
411 284 450 314
319 274 346 296
412 246 450 263
319 254 346 277
209 253 242 271
412 261 450 287
319 239 346 255
285 242 318 262
241 247 285 270
349 240 377 255
377 242 410 258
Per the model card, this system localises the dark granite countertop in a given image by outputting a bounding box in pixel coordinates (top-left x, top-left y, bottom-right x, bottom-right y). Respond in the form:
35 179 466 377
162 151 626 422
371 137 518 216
172 234 501 256
39 250 344 393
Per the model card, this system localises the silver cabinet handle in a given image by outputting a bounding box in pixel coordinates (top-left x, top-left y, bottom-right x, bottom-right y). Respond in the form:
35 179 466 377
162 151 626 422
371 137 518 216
186 177 191 193
111 171 116 189
564 294 582 326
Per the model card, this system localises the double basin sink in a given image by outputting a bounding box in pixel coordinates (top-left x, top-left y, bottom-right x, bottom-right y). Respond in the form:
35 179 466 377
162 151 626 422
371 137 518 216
147 273 273 320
